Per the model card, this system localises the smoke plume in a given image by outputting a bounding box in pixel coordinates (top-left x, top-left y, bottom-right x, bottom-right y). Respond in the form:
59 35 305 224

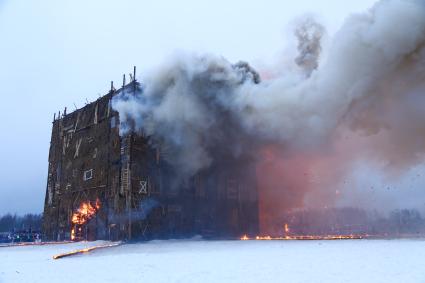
294 17 325 76
113 0 425 231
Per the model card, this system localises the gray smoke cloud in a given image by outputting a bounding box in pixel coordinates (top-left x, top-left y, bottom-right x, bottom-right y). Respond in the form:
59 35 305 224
113 0 425 214
294 17 325 76
113 54 261 177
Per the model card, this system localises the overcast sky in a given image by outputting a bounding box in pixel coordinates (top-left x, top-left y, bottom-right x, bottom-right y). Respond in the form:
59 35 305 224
0 0 379 214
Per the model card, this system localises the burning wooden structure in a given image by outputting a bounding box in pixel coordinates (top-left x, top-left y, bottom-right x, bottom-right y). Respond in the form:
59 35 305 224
42 69 259 241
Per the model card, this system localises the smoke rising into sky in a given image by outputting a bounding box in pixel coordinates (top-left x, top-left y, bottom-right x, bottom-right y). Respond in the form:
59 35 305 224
113 0 425 218
3 0 424 215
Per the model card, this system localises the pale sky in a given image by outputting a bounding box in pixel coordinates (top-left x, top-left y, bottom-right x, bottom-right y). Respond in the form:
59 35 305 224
0 0 378 214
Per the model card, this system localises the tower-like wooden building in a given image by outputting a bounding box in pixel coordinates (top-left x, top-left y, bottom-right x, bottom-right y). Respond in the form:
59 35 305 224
42 74 259 241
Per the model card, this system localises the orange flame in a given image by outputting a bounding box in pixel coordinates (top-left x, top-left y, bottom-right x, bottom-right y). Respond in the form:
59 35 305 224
71 227 76 241
71 199 101 225
240 234 366 240
70 199 101 240
241 234 250 240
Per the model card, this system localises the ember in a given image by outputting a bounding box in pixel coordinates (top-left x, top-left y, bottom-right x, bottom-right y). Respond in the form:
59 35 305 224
70 199 101 241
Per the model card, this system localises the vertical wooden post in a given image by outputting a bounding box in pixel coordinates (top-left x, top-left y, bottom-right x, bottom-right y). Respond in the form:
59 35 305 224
94 104 98 124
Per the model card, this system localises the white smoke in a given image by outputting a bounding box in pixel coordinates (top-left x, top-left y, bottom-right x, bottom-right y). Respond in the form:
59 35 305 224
113 53 261 177
113 0 425 213
238 0 425 148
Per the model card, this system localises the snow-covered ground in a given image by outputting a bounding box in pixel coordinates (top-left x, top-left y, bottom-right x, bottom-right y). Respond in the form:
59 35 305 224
1 239 424 283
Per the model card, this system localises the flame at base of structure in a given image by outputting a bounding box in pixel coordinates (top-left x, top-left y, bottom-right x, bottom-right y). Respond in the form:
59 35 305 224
240 222 370 241
240 234 367 240
70 199 101 241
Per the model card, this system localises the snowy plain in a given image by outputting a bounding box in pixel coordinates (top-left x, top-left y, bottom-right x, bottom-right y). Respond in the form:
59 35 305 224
1 239 424 283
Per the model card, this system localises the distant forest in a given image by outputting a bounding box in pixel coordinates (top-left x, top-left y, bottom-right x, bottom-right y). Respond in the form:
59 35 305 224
0 208 423 235
0 214 42 232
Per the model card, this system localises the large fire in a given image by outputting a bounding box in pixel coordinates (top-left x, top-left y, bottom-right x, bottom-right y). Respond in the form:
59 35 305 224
70 199 101 241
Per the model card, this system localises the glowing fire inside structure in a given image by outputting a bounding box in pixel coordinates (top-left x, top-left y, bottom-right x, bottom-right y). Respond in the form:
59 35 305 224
70 199 101 241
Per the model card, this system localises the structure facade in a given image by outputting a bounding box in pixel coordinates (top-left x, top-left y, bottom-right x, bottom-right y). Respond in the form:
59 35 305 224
42 77 259 241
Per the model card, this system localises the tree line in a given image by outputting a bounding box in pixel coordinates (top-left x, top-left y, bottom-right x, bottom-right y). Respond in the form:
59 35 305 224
272 208 425 236
0 213 43 232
